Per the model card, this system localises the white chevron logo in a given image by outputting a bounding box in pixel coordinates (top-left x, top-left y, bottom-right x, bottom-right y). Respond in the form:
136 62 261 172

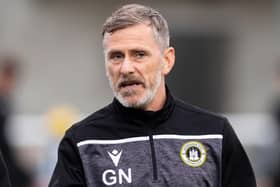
108 149 122 167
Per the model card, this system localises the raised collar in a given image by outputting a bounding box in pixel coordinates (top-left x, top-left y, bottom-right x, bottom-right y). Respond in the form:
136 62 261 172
112 86 175 127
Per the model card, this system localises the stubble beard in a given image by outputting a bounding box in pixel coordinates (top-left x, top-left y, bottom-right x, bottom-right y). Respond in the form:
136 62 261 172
109 71 162 109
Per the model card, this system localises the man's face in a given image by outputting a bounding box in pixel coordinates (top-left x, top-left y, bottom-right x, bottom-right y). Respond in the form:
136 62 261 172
103 23 165 109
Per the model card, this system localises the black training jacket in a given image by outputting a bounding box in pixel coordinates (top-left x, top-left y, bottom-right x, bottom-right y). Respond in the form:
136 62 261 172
49 90 256 187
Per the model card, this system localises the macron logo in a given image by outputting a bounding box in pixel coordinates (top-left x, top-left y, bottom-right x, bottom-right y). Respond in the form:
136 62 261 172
103 149 132 185
108 149 122 167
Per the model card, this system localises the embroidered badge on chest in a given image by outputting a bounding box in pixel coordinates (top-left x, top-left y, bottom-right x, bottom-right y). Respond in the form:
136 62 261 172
180 141 207 167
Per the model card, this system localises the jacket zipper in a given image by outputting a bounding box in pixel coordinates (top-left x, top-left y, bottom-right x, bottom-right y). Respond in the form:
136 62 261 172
148 130 159 182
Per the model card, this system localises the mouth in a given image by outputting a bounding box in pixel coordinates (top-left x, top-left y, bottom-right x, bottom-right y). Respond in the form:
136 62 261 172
118 80 144 89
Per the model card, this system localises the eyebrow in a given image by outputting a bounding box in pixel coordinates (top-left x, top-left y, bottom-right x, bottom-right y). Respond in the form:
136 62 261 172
130 47 149 51
106 47 150 55
106 50 123 56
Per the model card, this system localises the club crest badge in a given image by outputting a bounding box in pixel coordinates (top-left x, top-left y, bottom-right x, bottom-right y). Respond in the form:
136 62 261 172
180 141 207 167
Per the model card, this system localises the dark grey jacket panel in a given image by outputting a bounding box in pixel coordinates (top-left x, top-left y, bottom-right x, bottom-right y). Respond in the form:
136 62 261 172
77 136 222 187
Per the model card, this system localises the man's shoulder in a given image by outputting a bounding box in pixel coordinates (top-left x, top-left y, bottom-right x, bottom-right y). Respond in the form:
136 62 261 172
173 98 228 128
67 103 114 135
175 98 225 118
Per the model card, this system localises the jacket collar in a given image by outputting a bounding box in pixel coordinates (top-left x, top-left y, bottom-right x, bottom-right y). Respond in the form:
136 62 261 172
112 86 175 127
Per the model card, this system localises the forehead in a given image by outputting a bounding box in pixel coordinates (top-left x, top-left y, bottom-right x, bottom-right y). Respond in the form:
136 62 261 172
103 23 160 52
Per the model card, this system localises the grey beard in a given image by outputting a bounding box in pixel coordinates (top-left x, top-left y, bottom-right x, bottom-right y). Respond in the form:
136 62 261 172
110 71 162 109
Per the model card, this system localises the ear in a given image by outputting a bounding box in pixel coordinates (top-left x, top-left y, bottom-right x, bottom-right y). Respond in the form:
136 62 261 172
162 47 175 75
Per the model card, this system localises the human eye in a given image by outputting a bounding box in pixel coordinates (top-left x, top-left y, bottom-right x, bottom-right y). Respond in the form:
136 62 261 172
108 52 124 62
134 51 146 59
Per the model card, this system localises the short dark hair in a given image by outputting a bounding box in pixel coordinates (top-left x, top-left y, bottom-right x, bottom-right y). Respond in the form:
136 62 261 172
102 4 170 50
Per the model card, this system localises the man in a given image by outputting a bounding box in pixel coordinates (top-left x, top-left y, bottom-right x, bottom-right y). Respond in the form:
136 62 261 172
49 4 256 187
0 55 33 187
0 150 11 187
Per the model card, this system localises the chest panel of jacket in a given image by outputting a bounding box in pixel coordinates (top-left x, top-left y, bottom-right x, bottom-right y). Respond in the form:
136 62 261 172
77 134 222 187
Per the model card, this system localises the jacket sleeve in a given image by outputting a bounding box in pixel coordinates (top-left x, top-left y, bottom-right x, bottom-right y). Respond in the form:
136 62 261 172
49 130 86 187
222 119 256 187
0 150 11 187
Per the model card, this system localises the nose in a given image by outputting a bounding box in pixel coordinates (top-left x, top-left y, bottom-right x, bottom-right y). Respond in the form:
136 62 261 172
120 57 134 75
